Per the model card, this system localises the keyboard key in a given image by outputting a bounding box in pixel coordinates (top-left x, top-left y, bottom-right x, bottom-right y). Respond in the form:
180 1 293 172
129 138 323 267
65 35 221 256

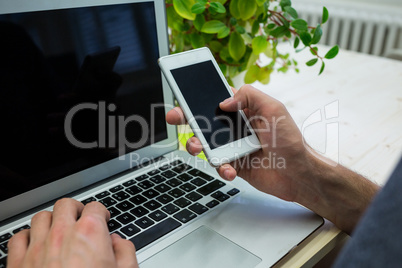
173 209 197 223
110 185 124 193
108 207 122 218
188 169 215 181
0 242 8 254
130 206 149 217
166 178 182 187
107 220 122 232
206 200 220 208
0 257 7 268
148 169 160 176
227 188 240 196
191 178 207 187
172 164 191 174
154 183 172 193
135 217 154 229
189 203 208 215
156 194 174 204
143 200 162 211
211 191 230 202
177 173 192 182
135 174 149 181
81 197 96 205
116 213 136 225
197 180 226 196
121 224 141 237
95 191 110 199
113 191 130 201
142 189 160 199
130 195 147 205
116 201 134 211
168 188 185 198
138 180 155 190
173 197 191 208
170 159 183 166
148 210 167 222
99 197 117 208
185 191 203 202
161 170 177 179
161 203 180 215
12 225 30 234
150 174 165 184
0 233 12 244
159 164 171 171
122 179 136 187
180 183 196 192
129 218 181 250
126 186 142 195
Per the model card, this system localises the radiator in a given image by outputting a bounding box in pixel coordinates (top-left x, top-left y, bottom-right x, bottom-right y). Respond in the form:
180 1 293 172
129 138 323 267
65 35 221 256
292 1 402 58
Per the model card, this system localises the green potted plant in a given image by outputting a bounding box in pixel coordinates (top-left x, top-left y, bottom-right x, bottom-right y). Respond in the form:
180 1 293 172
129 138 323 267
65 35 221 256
166 0 338 156
166 0 338 85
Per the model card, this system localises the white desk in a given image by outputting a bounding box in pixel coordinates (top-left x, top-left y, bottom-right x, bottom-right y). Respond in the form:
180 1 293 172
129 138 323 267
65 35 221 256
236 46 402 266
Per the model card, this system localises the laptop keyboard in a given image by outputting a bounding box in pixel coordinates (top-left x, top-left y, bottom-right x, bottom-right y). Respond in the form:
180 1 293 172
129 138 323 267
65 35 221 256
0 160 239 266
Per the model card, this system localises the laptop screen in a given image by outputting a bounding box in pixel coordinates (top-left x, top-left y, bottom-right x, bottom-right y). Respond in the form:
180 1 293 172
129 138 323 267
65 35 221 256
0 2 168 202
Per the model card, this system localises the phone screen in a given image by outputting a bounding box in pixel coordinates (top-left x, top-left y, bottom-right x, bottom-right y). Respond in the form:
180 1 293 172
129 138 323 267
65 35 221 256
171 60 251 149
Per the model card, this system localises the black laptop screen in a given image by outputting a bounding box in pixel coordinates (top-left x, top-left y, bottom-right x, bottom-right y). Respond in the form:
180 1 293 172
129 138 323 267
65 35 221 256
0 2 167 201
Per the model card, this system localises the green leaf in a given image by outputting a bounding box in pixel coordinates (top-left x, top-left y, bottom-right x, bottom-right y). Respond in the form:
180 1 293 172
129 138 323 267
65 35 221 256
219 47 234 63
209 40 223 52
167 6 183 29
252 36 268 55
322 7 329 24
310 46 318 56
229 0 241 19
241 33 253 44
197 0 208 4
244 64 260 84
237 0 257 20
256 0 265 6
269 26 288 38
319 61 325 75
190 33 205 48
293 37 300 48
174 33 184 52
230 17 237 26
236 25 246 34
201 20 227 33
229 32 246 61
210 2 226 13
173 0 197 20
258 67 272 84
263 43 273 58
252 20 260 35
306 58 318 66
290 19 308 31
279 0 291 10
191 3 206 14
325 45 339 59
215 0 228 4
266 23 276 30
299 32 312 46
217 26 230 39
193 14 206 31
284 6 298 19
310 24 322 44
246 52 259 69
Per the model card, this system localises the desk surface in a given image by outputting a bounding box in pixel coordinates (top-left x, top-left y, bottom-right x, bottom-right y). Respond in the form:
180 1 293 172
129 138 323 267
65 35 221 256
238 46 402 267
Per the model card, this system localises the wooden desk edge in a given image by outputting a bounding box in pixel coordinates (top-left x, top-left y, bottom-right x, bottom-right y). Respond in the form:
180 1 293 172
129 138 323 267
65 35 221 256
274 220 348 267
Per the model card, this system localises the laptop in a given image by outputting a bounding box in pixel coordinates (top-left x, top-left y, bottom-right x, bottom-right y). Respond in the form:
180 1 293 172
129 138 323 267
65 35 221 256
0 0 323 267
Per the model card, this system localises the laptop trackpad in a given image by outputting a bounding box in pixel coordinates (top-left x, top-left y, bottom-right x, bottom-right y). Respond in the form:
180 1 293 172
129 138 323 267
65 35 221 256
140 226 261 268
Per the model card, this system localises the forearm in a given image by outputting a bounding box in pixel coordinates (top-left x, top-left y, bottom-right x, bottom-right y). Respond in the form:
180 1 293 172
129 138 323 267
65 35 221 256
294 151 380 234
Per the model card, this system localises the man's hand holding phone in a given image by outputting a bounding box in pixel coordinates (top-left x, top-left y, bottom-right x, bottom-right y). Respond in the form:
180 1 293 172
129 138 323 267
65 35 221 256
167 84 312 203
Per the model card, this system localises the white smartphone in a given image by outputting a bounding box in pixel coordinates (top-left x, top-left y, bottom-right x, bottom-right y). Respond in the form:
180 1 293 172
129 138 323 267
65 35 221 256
158 47 261 167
